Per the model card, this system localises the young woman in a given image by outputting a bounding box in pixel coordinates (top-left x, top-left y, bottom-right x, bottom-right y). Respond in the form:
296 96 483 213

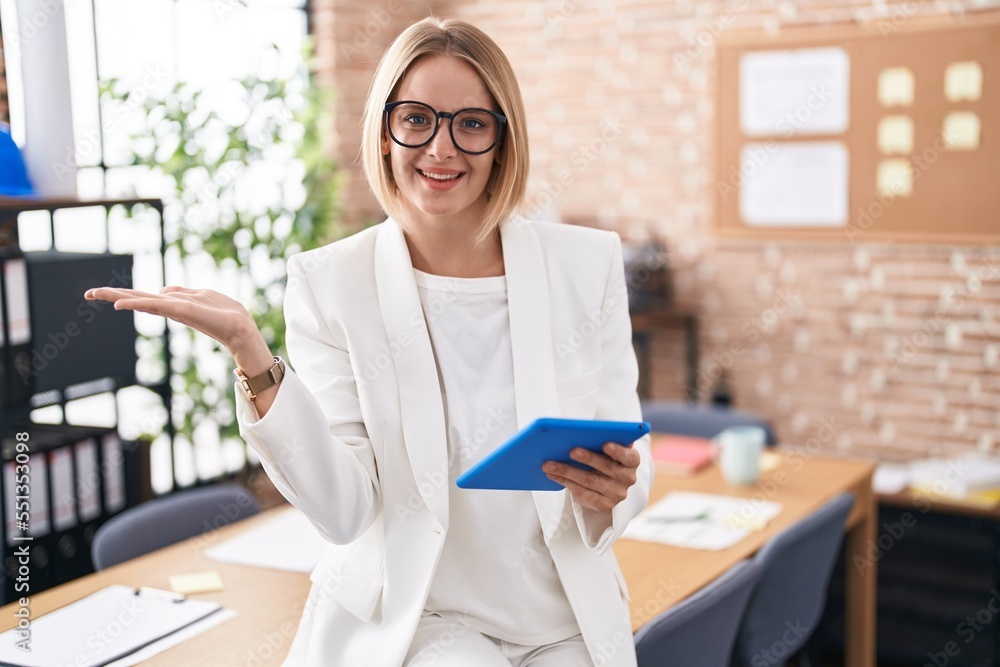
86 17 652 667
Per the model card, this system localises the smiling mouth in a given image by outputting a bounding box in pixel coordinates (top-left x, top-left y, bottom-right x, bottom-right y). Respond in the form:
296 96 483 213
418 169 464 181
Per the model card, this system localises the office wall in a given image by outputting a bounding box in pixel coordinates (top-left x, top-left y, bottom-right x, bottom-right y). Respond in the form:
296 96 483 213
0 22 8 124
313 0 1000 460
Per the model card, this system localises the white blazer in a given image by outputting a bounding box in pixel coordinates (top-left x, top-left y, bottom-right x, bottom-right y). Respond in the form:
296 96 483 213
236 216 653 667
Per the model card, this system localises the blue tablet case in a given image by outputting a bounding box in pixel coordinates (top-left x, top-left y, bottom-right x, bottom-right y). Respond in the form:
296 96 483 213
455 418 651 491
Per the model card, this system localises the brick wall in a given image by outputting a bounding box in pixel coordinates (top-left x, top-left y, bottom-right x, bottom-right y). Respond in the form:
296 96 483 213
0 17 9 125
313 0 1000 460
311 0 428 225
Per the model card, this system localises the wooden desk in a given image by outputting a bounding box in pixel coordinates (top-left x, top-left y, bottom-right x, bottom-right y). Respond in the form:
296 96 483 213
0 509 312 666
615 453 877 666
0 454 875 666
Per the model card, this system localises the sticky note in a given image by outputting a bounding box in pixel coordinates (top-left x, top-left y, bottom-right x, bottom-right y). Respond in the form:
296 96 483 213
168 570 225 595
877 116 914 154
945 62 982 102
878 67 914 107
877 159 913 198
943 112 981 150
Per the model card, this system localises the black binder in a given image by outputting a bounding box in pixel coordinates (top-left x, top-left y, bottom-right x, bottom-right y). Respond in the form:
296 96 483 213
23 252 137 393
0 253 34 407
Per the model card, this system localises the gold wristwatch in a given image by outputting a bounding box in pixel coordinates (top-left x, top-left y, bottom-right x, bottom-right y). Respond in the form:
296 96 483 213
234 356 286 402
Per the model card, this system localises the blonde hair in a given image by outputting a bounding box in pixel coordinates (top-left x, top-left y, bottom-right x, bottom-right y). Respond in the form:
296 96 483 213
360 17 529 246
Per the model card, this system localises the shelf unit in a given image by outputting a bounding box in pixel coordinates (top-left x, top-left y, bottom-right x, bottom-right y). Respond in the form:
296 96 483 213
0 196 173 441
0 196 174 603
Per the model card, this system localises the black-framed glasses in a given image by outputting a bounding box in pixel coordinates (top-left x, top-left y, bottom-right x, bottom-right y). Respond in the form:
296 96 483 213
384 100 507 155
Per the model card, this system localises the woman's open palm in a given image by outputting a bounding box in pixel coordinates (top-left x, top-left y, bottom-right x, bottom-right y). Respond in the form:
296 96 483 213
84 286 260 355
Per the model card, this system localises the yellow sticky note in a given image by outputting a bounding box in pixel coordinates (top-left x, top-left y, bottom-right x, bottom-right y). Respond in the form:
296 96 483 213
877 159 913 198
943 112 981 150
877 116 914 154
168 570 225 595
759 451 783 473
945 61 982 102
878 67 914 107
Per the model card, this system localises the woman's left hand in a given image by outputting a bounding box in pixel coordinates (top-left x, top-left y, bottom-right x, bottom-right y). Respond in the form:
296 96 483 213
543 443 640 513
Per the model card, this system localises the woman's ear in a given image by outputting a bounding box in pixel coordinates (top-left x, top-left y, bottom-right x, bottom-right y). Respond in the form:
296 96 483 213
381 130 391 156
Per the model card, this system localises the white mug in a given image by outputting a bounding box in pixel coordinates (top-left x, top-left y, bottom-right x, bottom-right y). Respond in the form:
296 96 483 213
714 426 766 485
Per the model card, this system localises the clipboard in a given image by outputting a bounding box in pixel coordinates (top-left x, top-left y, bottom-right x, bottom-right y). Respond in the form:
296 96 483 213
456 417 650 491
0 584 223 667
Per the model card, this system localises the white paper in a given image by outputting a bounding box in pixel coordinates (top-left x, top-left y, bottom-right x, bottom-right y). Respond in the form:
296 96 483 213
872 463 912 495
622 491 782 551
0 584 228 667
911 454 1000 497
75 438 102 521
104 608 237 667
3 462 19 545
3 258 31 345
739 141 849 227
102 433 127 514
50 448 77 531
740 47 850 137
205 506 326 573
27 454 49 538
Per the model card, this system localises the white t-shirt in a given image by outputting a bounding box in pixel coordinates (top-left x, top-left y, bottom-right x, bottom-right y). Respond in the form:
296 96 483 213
414 268 580 645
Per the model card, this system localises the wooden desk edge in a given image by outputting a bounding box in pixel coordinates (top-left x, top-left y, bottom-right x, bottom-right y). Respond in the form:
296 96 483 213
844 466 877 667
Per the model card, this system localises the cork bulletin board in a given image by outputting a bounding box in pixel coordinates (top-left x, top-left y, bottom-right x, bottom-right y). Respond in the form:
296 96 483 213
714 11 1000 243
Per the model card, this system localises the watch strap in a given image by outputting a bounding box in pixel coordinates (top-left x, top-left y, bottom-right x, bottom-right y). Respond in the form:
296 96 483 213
235 356 286 401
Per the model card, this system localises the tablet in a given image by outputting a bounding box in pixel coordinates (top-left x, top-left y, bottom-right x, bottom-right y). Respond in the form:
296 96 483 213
455 418 651 491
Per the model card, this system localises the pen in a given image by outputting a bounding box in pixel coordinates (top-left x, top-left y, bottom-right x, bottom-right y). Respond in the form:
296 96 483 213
135 586 186 603
647 510 712 524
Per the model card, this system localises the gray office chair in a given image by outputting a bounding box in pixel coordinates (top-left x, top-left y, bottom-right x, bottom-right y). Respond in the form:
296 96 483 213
91 483 260 570
635 559 760 667
731 493 855 667
640 400 777 445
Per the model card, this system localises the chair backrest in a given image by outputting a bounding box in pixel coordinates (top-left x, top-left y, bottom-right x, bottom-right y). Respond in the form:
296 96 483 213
91 483 260 570
640 400 778 445
635 559 760 667
731 493 855 667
